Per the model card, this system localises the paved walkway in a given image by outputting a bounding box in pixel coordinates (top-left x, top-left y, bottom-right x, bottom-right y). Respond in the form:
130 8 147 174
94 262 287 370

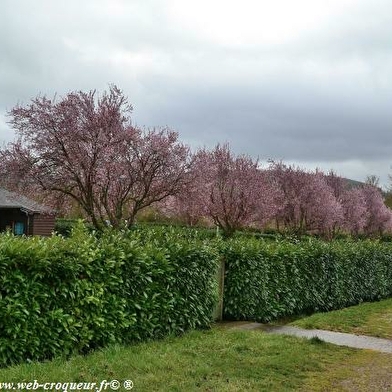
231 322 392 354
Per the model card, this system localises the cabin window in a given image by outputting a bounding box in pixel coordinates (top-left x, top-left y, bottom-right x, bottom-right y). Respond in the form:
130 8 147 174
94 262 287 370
14 222 24 235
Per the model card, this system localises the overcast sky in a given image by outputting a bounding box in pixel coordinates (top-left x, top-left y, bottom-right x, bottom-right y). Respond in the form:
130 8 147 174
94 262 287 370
1 0 392 187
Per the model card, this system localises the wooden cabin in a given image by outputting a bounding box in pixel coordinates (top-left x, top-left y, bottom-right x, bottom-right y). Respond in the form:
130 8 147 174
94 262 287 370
0 188 55 236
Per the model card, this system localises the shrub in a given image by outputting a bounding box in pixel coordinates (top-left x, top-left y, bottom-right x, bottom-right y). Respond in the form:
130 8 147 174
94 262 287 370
0 225 218 367
3 224 392 367
222 238 392 322
54 218 94 237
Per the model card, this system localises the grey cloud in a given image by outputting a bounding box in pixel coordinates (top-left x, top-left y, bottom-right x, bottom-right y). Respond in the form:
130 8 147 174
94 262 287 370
133 75 392 162
1 0 392 186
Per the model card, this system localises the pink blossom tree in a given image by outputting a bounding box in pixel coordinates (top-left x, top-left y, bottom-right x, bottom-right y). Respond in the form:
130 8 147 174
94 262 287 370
175 144 278 237
1 86 191 229
270 163 343 237
325 170 347 200
361 185 392 236
340 188 369 236
302 173 343 238
159 163 207 227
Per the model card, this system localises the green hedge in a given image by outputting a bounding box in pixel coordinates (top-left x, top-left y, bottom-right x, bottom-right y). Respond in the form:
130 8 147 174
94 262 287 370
4 225 392 367
222 238 392 322
0 225 218 367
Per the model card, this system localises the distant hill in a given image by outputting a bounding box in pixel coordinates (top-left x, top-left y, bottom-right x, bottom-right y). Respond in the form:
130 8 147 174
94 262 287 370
343 178 367 190
342 178 389 199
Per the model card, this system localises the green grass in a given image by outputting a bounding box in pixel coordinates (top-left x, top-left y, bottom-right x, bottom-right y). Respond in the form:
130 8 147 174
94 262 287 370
2 327 392 391
290 298 392 339
0 328 379 392
3 297 392 391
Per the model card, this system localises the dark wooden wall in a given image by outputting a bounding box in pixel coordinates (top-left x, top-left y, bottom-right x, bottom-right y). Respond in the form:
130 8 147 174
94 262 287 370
29 214 56 236
0 209 55 236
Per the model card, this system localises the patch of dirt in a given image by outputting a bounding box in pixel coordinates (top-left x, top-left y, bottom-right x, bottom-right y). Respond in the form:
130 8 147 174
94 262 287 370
338 359 392 391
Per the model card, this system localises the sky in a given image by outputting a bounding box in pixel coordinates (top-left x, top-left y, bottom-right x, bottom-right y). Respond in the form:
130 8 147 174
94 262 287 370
1 0 392 188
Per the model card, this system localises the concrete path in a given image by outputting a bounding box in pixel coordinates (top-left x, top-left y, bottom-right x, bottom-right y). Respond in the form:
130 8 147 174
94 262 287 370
231 322 392 354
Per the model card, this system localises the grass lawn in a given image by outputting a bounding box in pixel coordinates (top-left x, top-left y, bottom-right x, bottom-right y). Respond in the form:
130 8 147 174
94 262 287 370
1 328 392 392
290 297 392 339
2 299 392 391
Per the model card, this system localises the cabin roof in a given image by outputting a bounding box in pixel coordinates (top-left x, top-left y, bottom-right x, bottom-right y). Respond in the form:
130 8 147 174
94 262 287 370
0 188 54 214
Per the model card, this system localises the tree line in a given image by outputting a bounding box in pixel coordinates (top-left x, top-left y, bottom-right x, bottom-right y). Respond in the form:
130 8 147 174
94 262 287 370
1 86 391 238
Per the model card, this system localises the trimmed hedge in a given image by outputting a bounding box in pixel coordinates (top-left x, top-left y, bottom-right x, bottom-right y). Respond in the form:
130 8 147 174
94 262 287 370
0 225 218 367
3 225 392 367
222 238 392 321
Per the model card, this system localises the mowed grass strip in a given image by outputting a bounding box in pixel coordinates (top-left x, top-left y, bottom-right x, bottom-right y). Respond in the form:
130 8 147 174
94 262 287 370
0 328 378 392
290 298 392 339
